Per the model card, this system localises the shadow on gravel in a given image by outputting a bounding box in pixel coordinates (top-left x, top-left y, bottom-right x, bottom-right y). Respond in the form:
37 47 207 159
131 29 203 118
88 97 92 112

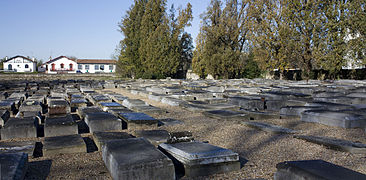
25 159 52 179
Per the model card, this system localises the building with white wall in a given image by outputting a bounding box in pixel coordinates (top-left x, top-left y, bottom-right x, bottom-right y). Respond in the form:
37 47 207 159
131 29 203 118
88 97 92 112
42 56 78 74
3 55 37 72
42 56 116 74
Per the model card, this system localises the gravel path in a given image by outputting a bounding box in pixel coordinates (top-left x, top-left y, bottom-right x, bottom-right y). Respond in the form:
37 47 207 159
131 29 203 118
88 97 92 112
24 88 366 179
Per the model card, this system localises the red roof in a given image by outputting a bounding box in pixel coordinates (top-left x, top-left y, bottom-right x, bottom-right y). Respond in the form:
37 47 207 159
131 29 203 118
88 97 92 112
77 59 116 64
43 56 76 65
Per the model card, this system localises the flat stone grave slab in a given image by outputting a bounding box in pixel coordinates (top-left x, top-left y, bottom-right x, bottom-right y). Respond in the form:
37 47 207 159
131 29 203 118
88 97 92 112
180 103 210 112
92 131 134 150
1 117 37 140
122 99 148 109
46 96 64 104
102 138 175 180
158 118 184 126
45 115 78 137
158 141 240 177
228 96 265 110
301 110 366 128
89 95 112 104
118 112 158 130
0 141 35 156
27 94 46 105
43 134 86 156
50 91 68 99
98 102 124 111
305 101 354 111
241 121 298 134
148 94 166 102
280 106 323 117
77 106 104 119
294 135 366 154
107 108 134 117
132 105 166 115
0 110 10 127
134 130 170 146
109 94 128 104
70 99 88 112
18 100 42 115
0 101 16 116
161 97 185 106
274 160 366 180
85 112 122 132
48 100 70 116
0 152 28 180
4 98 22 110
203 110 246 120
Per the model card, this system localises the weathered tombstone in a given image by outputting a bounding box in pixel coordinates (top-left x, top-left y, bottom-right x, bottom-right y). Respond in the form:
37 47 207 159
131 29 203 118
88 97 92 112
77 106 104 119
102 138 175 180
122 98 148 109
85 112 122 132
132 105 166 116
228 96 265 110
1 117 38 140
134 130 170 146
92 131 134 150
167 131 194 144
274 160 366 180
280 106 323 117
18 100 43 116
70 99 88 112
161 97 185 106
0 152 28 180
301 110 366 128
44 115 78 137
158 141 240 177
0 101 16 116
0 141 35 156
158 118 184 126
47 100 70 116
98 102 125 111
203 110 246 120
43 134 86 156
118 112 158 130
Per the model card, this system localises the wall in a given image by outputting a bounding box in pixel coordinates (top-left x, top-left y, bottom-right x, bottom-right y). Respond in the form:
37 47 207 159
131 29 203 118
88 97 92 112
77 64 115 73
45 57 77 74
3 57 36 72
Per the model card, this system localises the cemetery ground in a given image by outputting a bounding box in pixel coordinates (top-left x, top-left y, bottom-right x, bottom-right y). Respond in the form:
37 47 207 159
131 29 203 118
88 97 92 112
0 76 365 179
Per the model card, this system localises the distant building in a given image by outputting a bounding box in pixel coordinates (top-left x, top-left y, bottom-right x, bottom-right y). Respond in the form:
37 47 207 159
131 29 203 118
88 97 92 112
42 56 116 74
3 55 37 72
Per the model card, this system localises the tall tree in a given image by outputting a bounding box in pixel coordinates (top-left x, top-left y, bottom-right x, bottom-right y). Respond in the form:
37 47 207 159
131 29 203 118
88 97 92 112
193 0 253 79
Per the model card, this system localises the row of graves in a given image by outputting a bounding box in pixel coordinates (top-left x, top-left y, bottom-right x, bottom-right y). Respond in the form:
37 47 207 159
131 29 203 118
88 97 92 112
111 78 366 179
0 80 241 179
1 79 366 179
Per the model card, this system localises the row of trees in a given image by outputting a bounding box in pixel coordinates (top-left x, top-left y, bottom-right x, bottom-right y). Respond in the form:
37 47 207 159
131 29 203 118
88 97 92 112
117 0 365 79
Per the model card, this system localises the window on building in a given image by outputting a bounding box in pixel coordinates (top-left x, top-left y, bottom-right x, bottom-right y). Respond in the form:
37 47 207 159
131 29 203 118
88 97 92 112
100 65 104 70
109 65 113 70
8 64 12 70
78 64 82 70
60 63 64 68
25 64 29 68
95 64 99 70
85 65 89 70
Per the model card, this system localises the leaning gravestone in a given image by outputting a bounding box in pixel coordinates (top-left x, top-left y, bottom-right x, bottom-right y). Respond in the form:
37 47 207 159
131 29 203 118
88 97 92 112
0 152 28 180
102 138 175 180
158 141 240 177
274 160 366 180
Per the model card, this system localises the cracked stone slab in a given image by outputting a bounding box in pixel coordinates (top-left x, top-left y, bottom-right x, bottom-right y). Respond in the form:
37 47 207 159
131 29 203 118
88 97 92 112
294 135 366 154
241 121 298 134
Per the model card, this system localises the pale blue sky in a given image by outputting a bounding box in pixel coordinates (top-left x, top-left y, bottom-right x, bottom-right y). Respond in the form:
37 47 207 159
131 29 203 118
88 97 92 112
0 0 210 61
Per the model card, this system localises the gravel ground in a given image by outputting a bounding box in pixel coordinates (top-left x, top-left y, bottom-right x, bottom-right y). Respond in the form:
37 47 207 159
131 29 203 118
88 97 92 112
23 88 366 179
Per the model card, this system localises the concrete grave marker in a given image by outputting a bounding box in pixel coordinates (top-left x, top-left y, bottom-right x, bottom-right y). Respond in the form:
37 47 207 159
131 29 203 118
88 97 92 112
45 115 78 137
43 134 86 156
118 112 158 130
1 117 38 140
85 112 122 132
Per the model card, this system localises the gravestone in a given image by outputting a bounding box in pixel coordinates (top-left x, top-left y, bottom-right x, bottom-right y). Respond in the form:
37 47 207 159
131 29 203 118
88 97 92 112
43 134 86 156
274 160 366 180
92 131 134 150
45 115 78 137
122 99 148 109
85 112 122 132
1 117 38 140
98 102 125 111
0 101 16 116
241 121 298 134
0 141 35 156
48 100 70 116
158 141 240 177
118 112 158 130
301 110 366 128
0 110 10 127
102 138 175 180
203 110 246 120
77 106 103 119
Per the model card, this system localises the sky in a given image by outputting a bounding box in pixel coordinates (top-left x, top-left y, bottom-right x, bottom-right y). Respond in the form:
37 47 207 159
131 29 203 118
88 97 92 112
0 0 211 61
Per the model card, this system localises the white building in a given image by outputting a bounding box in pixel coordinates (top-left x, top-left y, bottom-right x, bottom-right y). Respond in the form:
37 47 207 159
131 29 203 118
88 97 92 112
42 56 116 74
3 55 37 72
76 59 116 73
42 56 78 74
